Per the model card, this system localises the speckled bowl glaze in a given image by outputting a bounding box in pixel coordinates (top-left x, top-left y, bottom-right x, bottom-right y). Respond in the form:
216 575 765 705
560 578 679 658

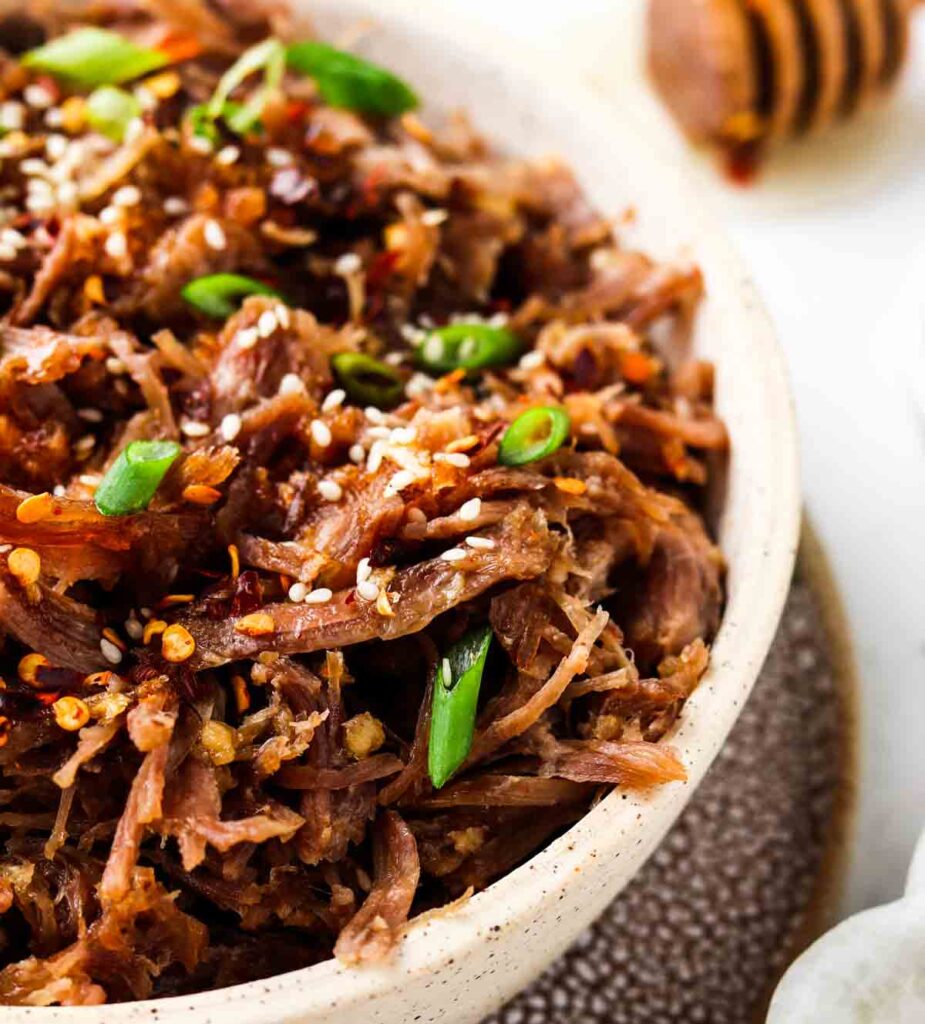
7 3 800 1021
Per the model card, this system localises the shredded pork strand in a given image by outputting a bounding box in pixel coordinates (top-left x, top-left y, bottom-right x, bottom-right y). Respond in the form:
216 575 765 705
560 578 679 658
0 0 725 1004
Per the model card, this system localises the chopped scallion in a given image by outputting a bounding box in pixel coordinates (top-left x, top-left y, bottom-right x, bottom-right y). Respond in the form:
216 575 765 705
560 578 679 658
94 440 181 516
416 322 521 376
182 273 283 318
331 352 404 409
22 27 166 86
428 626 493 789
497 406 571 466
286 40 418 117
206 37 285 136
86 85 140 141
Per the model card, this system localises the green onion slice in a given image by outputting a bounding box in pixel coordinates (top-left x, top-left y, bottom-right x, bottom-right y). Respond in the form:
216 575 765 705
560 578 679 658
498 406 571 467
428 626 493 789
22 27 166 86
86 85 140 141
182 273 283 318
331 352 404 409
94 439 181 517
207 37 285 135
416 322 521 376
287 41 418 117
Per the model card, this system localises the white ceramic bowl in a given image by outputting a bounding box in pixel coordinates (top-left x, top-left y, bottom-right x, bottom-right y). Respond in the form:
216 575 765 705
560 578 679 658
9 3 800 1021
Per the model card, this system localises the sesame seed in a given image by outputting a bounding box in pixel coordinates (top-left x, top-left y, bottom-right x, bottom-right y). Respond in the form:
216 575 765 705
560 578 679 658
124 615 144 640
25 194 54 214
519 350 545 370
334 252 361 275
23 156 50 175
434 452 470 468
0 102 23 131
364 406 386 425
0 244 16 262
112 185 141 207
322 388 346 413
99 205 121 225
357 579 379 601
256 309 278 338
235 327 259 350
164 196 188 216
44 107 64 128
181 420 210 438
1 228 26 250
24 84 53 109
267 147 294 167
349 443 365 464
278 372 304 396
100 637 123 665
318 479 343 502
45 134 68 160
56 181 77 207
366 441 385 474
442 657 452 682
216 144 240 166
385 469 416 496
384 352 405 366
440 548 467 562
357 559 373 585
73 434 96 454
105 357 126 375
52 484 66 497
366 425 390 440
459 497 481 521
203 219 226 251
400 324 426 345
104 232 128 259
189 135 213 156
488 311 509 327
78 473 100 487
220 413 242 442
310 419 332 447
466 536 496 550
288 581 308 602
421 208 448 226
389 426 417 445
275 304 291 329
304 587 333 604
125 118 146 144
405 373 433 399
406 507 427 524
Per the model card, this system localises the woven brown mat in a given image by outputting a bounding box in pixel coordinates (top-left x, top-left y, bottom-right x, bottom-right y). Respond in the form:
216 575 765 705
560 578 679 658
484 539 854 1024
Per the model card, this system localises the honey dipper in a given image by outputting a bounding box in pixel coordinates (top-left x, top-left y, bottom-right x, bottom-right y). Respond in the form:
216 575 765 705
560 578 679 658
647 0 916 175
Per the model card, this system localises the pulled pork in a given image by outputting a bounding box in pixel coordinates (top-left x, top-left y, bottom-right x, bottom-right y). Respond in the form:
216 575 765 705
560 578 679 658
0 0 726 1005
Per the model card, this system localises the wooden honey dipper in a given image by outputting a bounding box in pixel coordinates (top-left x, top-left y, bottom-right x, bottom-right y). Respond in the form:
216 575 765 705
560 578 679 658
647 0 918 175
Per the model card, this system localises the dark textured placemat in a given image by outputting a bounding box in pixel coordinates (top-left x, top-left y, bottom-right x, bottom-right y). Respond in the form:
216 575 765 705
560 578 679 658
484 537 854 1024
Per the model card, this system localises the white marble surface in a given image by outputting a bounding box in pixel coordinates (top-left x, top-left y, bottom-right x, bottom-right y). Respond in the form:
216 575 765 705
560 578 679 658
424 0 925 917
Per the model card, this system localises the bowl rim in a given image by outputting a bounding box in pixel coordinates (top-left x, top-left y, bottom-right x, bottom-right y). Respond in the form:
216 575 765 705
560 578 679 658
9 2 800 1019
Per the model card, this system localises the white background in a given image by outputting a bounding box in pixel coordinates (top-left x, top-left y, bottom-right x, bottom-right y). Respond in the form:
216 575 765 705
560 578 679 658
430 0 925 915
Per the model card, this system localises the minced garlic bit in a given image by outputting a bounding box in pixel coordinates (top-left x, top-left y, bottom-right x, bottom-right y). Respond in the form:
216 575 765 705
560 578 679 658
15 492 54 524
182 484 222 505
343 712 385 759
161 623 196 663
143 618 168 645
553 476 588 496
200 720 237 766
18 652 50 687
234 612 275 636
8 547 40 587
53 696 90 732
375 589 395 617
227 543 240 579
231 674 251 713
